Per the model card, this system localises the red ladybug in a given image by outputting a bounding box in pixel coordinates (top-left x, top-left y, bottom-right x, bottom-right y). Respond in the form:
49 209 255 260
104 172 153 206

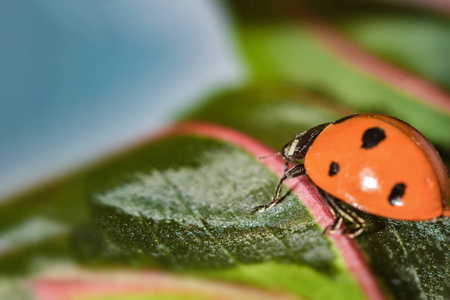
251 114 450 237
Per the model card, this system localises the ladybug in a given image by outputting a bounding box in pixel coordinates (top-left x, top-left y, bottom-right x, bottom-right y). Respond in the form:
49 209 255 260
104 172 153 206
251 113 450 237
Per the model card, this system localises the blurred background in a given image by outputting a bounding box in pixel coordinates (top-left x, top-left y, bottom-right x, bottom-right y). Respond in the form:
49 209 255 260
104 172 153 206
2 0 450 199
1 1 243 199
1 1 450 299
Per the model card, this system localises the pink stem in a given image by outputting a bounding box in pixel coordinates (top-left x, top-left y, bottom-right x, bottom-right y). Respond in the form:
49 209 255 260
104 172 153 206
34 269 297 300
33 122 387 300
157 122 387 300
301 14 450 113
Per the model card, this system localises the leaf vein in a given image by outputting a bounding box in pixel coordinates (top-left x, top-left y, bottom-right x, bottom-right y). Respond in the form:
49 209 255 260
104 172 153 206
157 169 239 265
390 223 428 300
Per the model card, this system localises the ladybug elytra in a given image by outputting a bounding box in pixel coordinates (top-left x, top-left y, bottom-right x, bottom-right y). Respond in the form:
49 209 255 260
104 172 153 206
251 114 450 237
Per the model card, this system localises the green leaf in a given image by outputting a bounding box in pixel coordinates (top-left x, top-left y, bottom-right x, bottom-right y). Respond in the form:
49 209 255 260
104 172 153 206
32 267 330 300
182 83 350 149
226 0 450 151
0 127 367 299
1 3 449 300
355 216 450 299
0 172 91 274
336 11 450 90
184 84 450 299
78 135 365 300
0 217 68 254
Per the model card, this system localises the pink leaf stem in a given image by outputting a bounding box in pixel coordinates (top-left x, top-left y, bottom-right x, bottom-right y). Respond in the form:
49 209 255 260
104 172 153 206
33 122 387 300
34 269 298 300
156 122 387 300
301 13 450 113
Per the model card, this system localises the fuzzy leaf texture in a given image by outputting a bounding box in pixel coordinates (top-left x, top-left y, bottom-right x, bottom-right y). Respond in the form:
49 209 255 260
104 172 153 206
1 1 450 300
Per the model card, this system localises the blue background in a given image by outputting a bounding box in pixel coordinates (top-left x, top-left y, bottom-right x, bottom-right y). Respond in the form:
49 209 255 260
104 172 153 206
0 1 243 198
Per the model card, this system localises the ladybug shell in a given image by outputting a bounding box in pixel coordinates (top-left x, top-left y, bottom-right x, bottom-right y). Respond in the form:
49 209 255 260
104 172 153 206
304 114 449 220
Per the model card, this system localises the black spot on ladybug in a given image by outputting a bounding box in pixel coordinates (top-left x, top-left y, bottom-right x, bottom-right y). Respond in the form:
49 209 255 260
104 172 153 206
362 127 386 149
328 161 339 176
388 183 406 206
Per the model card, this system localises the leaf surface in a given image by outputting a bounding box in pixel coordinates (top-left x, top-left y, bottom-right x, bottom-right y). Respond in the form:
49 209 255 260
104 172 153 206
336 10 450 90
1 2 449 300
185 85 450 299
225 0 450 151
80 131 368 300
0 124 372 300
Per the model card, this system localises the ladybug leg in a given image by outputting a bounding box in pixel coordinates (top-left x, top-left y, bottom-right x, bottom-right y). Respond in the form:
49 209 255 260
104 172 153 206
330 201 365 238
347 219 366 238
320 191 366 238
320 190 343 234
251 164 306 214
328 216 344 234
251 122 331 214
331 217 344 231
344 209 366 238
322 215 344 235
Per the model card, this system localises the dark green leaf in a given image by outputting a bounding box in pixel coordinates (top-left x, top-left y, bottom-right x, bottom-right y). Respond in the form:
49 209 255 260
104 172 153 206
226 0 450 151
336 12 450 90
182 84 350 149
0 131 366 300
185 83 450 299
78 135 366 300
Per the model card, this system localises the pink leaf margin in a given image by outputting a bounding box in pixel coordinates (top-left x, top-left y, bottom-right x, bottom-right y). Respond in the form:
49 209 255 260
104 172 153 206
298 12 450 113
32 121 387 300
150 122 387 300
34 269 298 300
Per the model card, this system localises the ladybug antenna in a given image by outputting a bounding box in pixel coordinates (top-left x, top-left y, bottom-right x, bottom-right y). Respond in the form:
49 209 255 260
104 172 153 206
258 152 281 160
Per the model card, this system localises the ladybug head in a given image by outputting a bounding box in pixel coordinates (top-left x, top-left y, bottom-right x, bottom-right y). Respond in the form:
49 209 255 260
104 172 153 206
281 134 310 163
281 123 332 163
